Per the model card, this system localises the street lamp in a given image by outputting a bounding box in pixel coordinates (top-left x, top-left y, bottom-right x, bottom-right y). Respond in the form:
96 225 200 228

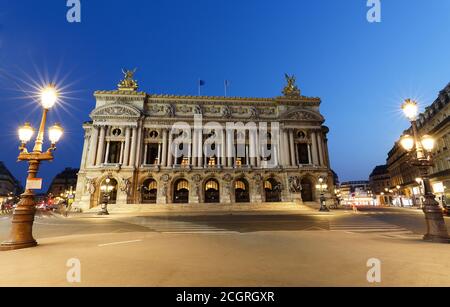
334 188 342 207
98 177 113 216
1 84 63 251
316 177 329 212
400 98 449 243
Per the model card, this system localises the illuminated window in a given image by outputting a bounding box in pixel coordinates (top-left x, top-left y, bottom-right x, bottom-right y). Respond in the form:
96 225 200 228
207 157 217 166
235 180 246 190
147 180 157 190
264 181 273 190
205 180 219 191
235 158 242 167
176 180 189 191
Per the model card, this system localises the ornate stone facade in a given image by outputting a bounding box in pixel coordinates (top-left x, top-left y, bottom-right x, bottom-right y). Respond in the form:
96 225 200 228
73 72 334 211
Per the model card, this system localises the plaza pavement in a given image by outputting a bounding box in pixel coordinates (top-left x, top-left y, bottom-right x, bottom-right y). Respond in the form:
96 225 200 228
0 206 449 287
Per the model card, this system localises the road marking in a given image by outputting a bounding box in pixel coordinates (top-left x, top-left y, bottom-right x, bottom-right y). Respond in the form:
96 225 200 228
118 217 233 234
330 219 415 237
161 231 239 235
98 239 143 247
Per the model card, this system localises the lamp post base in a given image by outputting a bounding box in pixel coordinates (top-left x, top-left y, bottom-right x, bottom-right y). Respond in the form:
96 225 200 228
319 196 330 212
0 240 38 251
0 196 38 251
98 203 109 216
423 234 450 244
423 202 450 244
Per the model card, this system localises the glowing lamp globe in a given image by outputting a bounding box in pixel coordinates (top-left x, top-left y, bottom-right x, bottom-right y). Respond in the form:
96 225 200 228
402 99 418 121
48 124 64 144
40 85 58 109
400 135 415 151
18 123 34 143
421 135 435 152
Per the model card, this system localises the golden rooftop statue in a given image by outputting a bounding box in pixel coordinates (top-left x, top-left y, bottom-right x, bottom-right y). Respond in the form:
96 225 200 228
118 68 138 91
282 73 301 97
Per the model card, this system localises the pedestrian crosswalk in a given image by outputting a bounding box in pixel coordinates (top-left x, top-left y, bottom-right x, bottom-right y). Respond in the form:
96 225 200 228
119 217 238 234
330 219 416 238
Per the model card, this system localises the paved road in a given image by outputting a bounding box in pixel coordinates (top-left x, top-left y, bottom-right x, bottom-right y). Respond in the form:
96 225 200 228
1 207 448 241
0 207 449 286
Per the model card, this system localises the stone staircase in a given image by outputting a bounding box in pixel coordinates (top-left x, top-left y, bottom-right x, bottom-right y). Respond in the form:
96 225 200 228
87 202 313 214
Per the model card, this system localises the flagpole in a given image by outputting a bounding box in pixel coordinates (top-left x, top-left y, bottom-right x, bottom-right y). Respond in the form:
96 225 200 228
224 80 227 97
198 80 201 96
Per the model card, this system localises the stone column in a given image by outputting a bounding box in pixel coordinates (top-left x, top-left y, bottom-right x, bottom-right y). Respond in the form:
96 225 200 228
273 144 279 167
80 133 90 169
119 141 124 164
249 130 256 167
192 128 198 167
129 127 137 167
123 127 131 166
161 129 168 167
289 129 296 167
157 143 162 165
323 137 331 168
135 124 143 168
197 130 203 167
88 126 99 167
226 129 234 167
167 131 174 167
282 129 290 167
188 142 192 165
221 132 226 167
143 143 148 165
95 126 106 166
104 141 110 164
307 144 313 165
317 132 324 166
311 131 319 166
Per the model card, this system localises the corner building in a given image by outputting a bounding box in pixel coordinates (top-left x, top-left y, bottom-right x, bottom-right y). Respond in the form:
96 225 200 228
73 73 334 211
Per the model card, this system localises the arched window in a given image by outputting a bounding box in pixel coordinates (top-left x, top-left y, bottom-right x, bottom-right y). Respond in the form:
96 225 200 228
173 179 189 204
204 179 220 203
265 178 281 202
235 179 250 203
142 179 157 204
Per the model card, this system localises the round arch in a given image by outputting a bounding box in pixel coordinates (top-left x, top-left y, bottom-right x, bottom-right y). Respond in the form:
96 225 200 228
173 178 190 204
264 177 282 202
141 178 158 204
98 177 118 205
204 178 220 203
300 176 316 202
234 178 250 203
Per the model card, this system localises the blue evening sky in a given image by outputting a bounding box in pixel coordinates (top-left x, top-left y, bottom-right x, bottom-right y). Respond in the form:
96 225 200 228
0 0 449 188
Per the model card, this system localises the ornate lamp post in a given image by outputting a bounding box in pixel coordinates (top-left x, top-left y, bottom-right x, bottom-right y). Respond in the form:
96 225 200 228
1 85 63 251
334 188 342 207
316 177 329 212
98 177 113 216
400 99 449 243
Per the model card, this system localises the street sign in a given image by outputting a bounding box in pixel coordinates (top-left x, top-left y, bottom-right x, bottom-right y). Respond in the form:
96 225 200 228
26 178 43 190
